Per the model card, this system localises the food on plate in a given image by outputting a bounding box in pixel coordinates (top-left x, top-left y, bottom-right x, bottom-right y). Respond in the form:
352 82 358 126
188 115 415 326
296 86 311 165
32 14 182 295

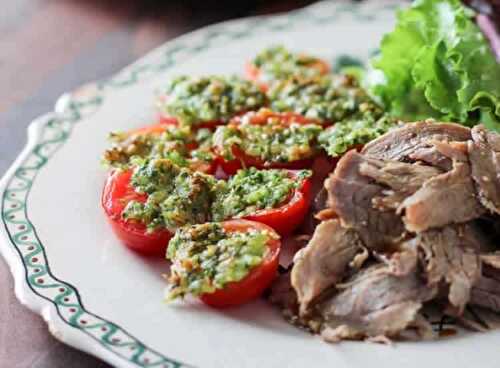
103 122 216 174
102 156 312 251
246 45 330 89
214 108 322 173
267 74 384 125
211 167 312 235
99 0 500 345
365 0 500 130
101 169 173 255
156 76 266 127
166 220 280 307
273 121 500 342
318 115 397 157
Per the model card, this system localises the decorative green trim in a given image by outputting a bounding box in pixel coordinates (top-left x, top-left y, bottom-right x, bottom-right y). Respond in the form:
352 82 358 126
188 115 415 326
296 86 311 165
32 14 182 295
0 2 399 367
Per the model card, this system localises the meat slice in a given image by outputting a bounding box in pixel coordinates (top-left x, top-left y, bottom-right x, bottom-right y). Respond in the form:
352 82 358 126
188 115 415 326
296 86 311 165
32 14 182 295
291 219 364 314
416 225 482 314
318 264 436 342
469 125 500 214
325 150 405 248
470 253 500 313
359 158 441 211
399 160 485 232
362 121 471 161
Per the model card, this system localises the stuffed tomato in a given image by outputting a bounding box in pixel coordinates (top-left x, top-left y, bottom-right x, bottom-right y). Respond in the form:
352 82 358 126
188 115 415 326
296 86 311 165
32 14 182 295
212 167 312 236
166 220 281 308
214 109 322 175
156 75 266 128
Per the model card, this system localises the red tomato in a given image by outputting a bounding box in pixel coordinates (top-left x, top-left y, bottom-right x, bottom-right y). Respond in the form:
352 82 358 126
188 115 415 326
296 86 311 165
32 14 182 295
216 110 318 175
200 220 281 308
101 170 172 256
241 170 312 236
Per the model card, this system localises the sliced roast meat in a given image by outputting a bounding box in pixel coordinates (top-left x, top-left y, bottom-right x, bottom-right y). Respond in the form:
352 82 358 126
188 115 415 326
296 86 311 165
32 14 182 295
359 158 441 211
291 219 364 314
362 121 471 162
359 159 441 193
399 160 485 232
416 225 482 314
325 150 405 248
470 254 500 313
317 264 436 342
469 125 500 214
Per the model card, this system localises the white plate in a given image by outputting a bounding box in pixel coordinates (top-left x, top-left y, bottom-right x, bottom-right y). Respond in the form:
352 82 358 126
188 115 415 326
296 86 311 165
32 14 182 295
3 1 497 367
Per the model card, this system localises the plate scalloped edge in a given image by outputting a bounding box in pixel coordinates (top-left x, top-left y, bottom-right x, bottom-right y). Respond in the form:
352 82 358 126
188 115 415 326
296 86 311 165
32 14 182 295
0 1 400 367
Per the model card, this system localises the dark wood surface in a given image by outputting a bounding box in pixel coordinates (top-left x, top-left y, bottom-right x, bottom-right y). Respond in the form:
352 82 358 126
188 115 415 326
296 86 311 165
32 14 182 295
0 1 316 367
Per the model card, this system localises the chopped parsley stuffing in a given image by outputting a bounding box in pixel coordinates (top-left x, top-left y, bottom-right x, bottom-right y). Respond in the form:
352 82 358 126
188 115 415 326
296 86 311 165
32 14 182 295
267 75 384 125
123 159 214 232
212 167 311 221
251 45 328 83
157 76 266 126
213 110 322 163
318 116 398 157
166 223 272 299
102 125 215 171
122 159 307 232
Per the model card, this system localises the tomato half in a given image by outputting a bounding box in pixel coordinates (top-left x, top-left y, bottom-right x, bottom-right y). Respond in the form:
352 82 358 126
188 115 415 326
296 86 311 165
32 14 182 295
126 123 217 174
200 220 281 308
241 170 312 236
216 110 319 175
102 169 172 256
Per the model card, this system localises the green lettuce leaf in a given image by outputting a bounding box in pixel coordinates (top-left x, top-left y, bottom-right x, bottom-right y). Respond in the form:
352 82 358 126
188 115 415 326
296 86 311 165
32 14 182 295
367 0 500 130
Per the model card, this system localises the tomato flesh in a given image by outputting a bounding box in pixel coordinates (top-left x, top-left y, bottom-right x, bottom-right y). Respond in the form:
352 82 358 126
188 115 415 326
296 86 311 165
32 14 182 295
199 220 281 308
102 170 172 256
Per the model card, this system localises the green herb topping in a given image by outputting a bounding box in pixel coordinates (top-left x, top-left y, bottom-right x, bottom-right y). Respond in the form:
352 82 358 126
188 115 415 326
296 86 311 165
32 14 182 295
212 167 310 221
267 75 384 124
122 159 214 232
166 223 272 299
122 159 306 232
157 76 266 126
102 125 215 170
251 45 328 82
318 115 397 157
213 111 322 163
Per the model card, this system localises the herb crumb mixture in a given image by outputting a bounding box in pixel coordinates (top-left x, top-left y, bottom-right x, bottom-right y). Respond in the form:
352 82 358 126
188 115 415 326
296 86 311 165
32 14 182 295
103 125 214 170
167 223 273 299
157 76 266 126
251 45 329 82
267 74 384 125
123 159 213 232
212 167 311 221
123 158 306 232
318 115 397 157
213 109 322 163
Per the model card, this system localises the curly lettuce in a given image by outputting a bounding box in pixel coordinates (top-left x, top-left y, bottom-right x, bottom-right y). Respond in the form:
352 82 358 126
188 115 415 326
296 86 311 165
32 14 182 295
367 0 500 131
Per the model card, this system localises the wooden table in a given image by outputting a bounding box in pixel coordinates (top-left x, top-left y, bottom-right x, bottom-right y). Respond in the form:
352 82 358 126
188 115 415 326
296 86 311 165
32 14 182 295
0 1 315 366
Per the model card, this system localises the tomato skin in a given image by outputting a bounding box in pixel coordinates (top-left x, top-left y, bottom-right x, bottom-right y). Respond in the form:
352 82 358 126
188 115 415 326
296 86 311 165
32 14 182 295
242 171 312 236
102 170 172 256
218 146 314 175
199 220 281 308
